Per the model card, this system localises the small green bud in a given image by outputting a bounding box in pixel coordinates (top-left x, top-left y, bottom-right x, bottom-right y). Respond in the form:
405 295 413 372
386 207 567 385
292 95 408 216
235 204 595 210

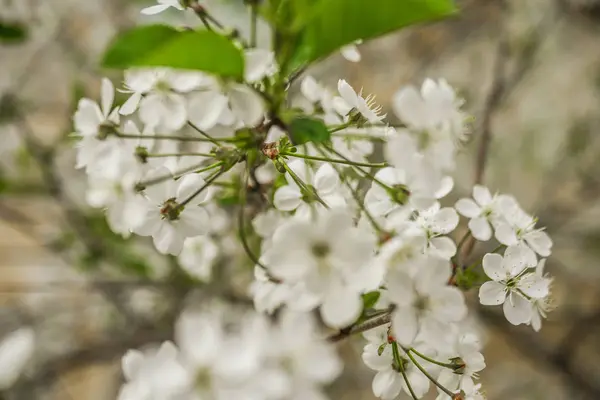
273 159 287 174
97 122 118 140
387 184 411 205
377 343 387 356
449 357 466 374
135 146 149 164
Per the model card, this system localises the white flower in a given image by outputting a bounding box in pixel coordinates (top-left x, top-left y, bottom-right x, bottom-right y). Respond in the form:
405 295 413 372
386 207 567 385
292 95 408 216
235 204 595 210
494 195 553 257
177 236 219 281
336 79 385 123
74 78 119 137
437 332 485 395
386 256 467 348
408 203 459 259
393 78 465 139
267 311 342 394
340 42 361 62
141 0 185 16
362 331 431 399
364 167 437 219
262 210 376 328
479 245 548 325
0 328 35 390
134 169 212 255
118 341 192 400
251 266 320 314
119 69 204 131
455 185 504 241
188 81 265 130
273 160 346 218
526 259 554 332
244 48 278 83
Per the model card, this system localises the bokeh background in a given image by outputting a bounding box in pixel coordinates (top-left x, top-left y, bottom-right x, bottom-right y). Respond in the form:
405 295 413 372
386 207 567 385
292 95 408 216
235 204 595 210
1 0 600 399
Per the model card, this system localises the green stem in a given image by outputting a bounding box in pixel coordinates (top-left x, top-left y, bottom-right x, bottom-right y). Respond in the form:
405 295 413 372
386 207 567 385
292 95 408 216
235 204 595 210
238 169 279 281
281 151 387 168
329 122 353 133
392 342 418 400
278 158 329 208
178 167 225 208
322 145 394 191
135 162 208 189
192 161 225 175
146 152 215 158
313 147 384 233
117 132 238 143
332 132 387 141
188 121 225 147
409 348 456 370
404 348 455 398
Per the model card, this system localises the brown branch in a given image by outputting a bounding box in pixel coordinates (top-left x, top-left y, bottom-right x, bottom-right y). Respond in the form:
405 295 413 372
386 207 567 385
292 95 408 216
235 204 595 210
327 311 392 343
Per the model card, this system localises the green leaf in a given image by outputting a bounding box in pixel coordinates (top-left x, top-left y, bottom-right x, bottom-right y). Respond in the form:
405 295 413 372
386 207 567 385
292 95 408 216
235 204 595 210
102 25 244 79
362 291 381 310
288 117 330 145
0 21 27 44
290 0 457 70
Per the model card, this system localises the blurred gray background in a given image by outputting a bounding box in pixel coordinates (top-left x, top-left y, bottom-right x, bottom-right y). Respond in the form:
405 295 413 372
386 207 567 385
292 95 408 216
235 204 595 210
1 0 600 399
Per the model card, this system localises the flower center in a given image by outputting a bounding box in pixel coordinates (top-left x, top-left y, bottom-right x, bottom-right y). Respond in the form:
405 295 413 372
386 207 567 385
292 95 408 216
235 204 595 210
389 184 411 205
160 197 183 220
311 241 330 258
413 295 430 312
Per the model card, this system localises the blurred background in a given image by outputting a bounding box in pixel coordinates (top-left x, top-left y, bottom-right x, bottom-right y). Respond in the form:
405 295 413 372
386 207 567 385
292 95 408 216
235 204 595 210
1 0 600 399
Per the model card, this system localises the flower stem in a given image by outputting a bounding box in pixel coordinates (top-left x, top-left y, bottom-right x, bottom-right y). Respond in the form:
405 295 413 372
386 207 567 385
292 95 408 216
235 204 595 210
392 342 419 400
135 162 210 189
146 152 215 158
329 122 352 133
187 121 226 147
322 145 394 191
178 167 225 208
281 151 387 169
117 132 238 143
192 161 225 175
404 347 455 398
278 158 329 209
409 348 456 369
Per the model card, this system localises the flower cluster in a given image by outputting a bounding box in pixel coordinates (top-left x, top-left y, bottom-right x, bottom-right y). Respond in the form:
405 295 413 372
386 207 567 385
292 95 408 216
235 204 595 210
65 2 557 399
119 307 341 400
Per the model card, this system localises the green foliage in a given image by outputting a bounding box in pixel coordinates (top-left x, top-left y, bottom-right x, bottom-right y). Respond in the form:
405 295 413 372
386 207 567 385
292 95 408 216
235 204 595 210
102 25 245 80
362 290 381 310
288 116 330 145
284 0 457 72
0 21 27 44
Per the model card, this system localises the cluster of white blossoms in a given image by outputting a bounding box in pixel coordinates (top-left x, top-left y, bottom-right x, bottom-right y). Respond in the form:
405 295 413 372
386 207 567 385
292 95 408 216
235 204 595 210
65 1 557 399
119 306 341 400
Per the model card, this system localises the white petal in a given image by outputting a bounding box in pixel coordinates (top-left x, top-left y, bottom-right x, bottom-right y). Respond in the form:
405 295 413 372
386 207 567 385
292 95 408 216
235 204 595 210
430 207 459 234
494 222 519 246
119 92 142 115
518 273 549 299
468 216 492 241
0 328 35 390
435 176 454 199
478 281 506 305
187 91 229 131
320 287 362 328
373 370 402 400
392 86 427 128
244 49 276 82
392 307 418 346
273 185 302 211
101 78 114 117
340 44 361 62
140 4 170 15
313 163 339 194
429 236 456 259
472 185 492 206
482 253 504 281
455 198 481 218
337 79 358 106
503 293 532 325
178 207 210 237
121 349 144 380
228 84 265 127
176 174 208 204
431 287 467 321
524 230 553 257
